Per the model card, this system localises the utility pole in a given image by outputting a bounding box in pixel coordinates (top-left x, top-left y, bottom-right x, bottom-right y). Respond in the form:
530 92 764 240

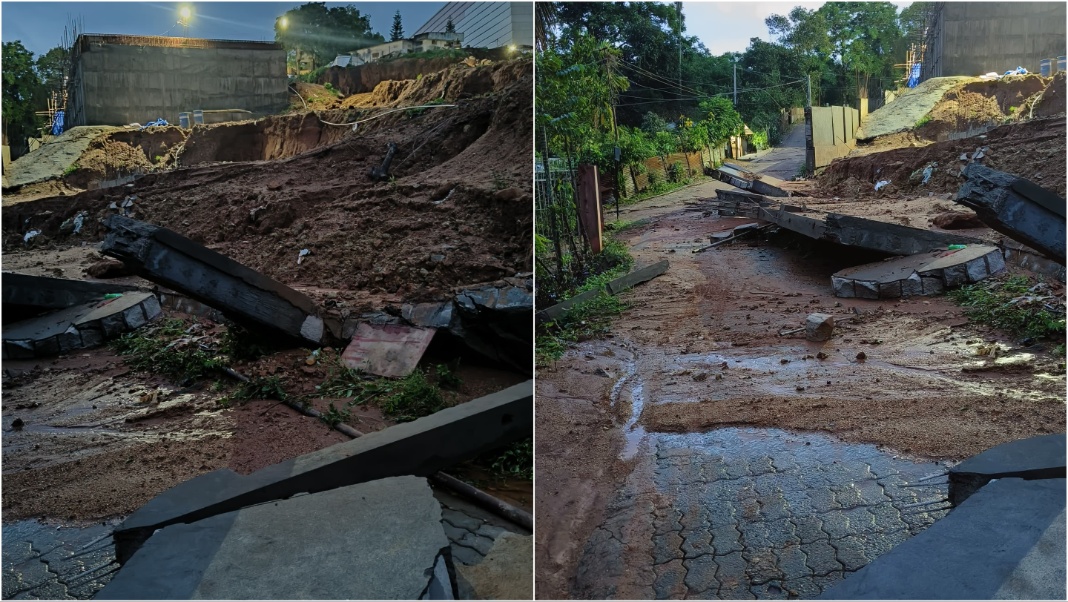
676 2 682 94
807 73 812 107
733 59 737 106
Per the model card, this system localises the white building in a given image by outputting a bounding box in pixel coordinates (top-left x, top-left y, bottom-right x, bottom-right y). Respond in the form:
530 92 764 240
340 31 465 66
414 2 532 50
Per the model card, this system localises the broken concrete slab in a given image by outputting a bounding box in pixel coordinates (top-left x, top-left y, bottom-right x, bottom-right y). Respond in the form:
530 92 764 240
449 277 533 370
98 476 452 600
712 164 791 197
341 323 437 378
454 533 533 601
2 292 161 359
831 245 1004 299
100 215 330 346
948 434 1066 506
606 260 669 295
716 190 985 255
805 313 834 342
2 272 141 313
820 477 1065 600
956 163 1066 264
535 288 601 324
114 380 532 563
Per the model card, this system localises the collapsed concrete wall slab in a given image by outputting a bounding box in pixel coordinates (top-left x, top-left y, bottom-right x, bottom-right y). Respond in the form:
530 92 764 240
98 477 453 600
956 163 1066 264
113 380 532 563
100 215 330 346
831 245 1005 298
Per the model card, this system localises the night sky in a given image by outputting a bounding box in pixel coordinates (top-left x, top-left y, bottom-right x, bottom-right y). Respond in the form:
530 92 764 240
2 1 445 57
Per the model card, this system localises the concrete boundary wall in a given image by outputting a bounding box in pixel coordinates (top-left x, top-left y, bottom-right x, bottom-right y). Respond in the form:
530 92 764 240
68 35 288 127
806 105 861 171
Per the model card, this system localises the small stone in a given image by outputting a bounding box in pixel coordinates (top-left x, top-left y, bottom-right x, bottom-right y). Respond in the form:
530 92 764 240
693 373 708 382
805 313 835 342
856 351 867 361
11 418 24 430
816 352 828 360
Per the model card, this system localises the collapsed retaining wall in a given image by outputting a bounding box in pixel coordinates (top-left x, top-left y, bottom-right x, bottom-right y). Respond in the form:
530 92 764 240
806 105 861 171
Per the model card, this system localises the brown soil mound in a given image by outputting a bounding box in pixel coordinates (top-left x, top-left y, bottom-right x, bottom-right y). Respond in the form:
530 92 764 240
818 116 1066 199
65 127 187 187
1035 71 1067 118
913 74 1050 141
2 58 533 307
289 82 342 111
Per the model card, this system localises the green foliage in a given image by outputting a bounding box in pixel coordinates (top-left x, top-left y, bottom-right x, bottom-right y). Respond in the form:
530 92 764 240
230 376 288 402
323 82 341 96
112 319 222 383
915 113 932 128
297 65 330 83
949 276 1066 343
698 97 743 145
3 41 44 154
276 3 385 69
378 48 466 63
390 10 404 41
321 402 351 426
380 369 445 422
666 161 685 183
750 129 770 150
220 325 277 361
487 438 533 480
62 163 79 176
435 363 462 389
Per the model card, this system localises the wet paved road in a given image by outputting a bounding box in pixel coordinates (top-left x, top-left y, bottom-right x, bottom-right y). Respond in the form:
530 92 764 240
572 428 950 599
2 520 119 600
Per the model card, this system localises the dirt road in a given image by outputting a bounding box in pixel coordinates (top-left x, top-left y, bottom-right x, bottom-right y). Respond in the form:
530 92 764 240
535 155 1065 598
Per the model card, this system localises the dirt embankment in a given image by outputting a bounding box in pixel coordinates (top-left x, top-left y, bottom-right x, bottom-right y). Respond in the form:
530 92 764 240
319 48 512 95
816 116 1066 199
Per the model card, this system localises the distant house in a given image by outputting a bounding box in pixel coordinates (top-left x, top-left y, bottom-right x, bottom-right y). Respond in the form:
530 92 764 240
340 32 464 67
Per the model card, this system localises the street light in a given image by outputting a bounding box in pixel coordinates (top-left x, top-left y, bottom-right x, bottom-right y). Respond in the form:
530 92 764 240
279 16 289 28
177 5 193 36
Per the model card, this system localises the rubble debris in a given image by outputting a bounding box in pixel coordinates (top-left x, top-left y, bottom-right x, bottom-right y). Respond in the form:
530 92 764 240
956 163 1066 264
711 164 791 197
455 532 533 600
831 245 1005 299
805 313 835 342
113 380 532 564
3 291 161 359
3 272 141 316
85 258 134 279
97 477 453 600
717 190 984 256
369 142 398 182
341 323 437 378
449 277 533 370
100 215 332 346
875 180 891 191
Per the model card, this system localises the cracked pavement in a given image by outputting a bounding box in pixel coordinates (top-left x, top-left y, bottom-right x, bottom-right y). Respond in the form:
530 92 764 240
571 428 950 599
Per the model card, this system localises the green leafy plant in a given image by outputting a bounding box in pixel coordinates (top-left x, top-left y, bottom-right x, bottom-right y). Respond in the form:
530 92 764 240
230 375 288 402
915 113 932 128
321 402 351 426
62 163 79 176
486 438 533 480
949 275 1066 343
434 363 462 389
380 369 445 422
112 318 222 383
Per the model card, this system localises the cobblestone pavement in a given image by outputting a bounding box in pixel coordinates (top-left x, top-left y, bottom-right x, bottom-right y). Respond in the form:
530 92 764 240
435 489 530 568
572 428 951 599
2 519 120 600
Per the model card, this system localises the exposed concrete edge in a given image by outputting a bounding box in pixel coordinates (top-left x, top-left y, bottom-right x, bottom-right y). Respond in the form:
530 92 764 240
948 433 1067 506
536 261 670 324
2 272 143 309
114 380 533 563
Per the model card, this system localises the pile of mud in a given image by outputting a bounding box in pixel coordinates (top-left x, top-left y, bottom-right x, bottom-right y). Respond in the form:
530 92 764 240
2 57 533 305
318 47 511 95
817 116 1066 199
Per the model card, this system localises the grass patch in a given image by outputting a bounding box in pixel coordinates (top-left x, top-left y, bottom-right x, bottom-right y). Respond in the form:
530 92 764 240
482 438 533 480
949 275 1066 344
622 175 700 206
112 318 222 383
315 360 456 423
62 163 79 176
915 113 932 128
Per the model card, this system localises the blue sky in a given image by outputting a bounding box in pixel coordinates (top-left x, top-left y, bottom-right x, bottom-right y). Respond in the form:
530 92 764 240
683 1 914 56
1 1 445 56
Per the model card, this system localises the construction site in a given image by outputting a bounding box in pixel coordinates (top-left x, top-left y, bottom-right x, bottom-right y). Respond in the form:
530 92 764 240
1 37 534 600
535 70 1066 599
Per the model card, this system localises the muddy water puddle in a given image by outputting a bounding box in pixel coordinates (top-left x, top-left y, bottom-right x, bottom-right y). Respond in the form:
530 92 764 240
574 425 952 599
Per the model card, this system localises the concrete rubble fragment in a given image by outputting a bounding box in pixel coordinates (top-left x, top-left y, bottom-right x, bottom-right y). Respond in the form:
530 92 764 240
948 433 1066 506
3 291 161 359
711 164 791 197
805 313 835 342
341 322 437 378
454 533 533 600
831 245 1005 299
100 215 332 346
536 261 669 323
97 477 454 600
955 163 1066 264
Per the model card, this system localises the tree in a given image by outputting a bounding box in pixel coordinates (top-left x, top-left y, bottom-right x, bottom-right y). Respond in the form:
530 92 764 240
2 41 43 156
445 18 456 34
275 3 385 69
390 11 404 41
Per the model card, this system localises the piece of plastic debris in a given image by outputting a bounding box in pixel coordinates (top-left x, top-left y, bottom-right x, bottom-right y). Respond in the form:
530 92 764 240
72 212 86 234
948 244 967 251
23 230 40 243
921 163 936 184
297 248 310 265
103 293 124 299
874 180 891 191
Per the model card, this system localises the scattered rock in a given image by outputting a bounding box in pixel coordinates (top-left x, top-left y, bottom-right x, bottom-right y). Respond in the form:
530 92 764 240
805 313 835 342
692 372 708 382
816 352 828 360
11 418 24 430
856 351 867 361
85 258 133 279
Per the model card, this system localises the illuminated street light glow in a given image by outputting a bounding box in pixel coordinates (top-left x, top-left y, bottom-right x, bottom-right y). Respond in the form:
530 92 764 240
280 16 289 28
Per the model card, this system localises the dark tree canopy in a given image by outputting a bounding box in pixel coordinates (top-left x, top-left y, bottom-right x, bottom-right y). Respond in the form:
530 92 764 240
390 11 404 41
275 3 384 68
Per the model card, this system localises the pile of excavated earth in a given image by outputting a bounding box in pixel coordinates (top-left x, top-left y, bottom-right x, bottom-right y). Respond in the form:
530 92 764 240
2 56 533 600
